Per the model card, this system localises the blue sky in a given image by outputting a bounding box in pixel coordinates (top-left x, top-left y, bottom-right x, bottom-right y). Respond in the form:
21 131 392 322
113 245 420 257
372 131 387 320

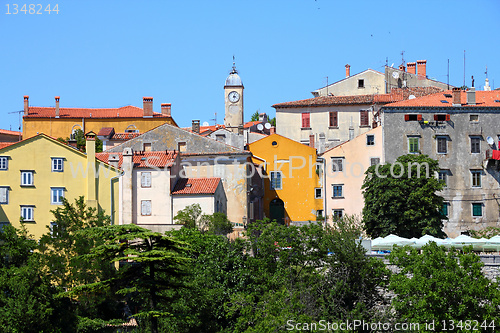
1 0 499 131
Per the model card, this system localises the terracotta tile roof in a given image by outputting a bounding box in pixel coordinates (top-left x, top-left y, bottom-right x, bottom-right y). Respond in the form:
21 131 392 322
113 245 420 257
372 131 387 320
111 133 141 140
95 151 178 168
0 142 15 149
244 121 260 128
0 129 22 136
182 125 226 134
273 87 443 108
172 177 221 195
23 105 172 119
97 127 115 137
385 90 500 108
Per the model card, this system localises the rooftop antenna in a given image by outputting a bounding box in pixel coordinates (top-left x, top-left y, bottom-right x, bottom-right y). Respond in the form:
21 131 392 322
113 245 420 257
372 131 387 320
463 50 466 87
400 50 405 66
447 59 450 90
7 110 24 141
209 112 217 126
325 76 328 96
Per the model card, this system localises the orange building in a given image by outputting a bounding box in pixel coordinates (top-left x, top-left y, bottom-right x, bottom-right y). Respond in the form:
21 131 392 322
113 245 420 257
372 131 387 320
22 96 177 139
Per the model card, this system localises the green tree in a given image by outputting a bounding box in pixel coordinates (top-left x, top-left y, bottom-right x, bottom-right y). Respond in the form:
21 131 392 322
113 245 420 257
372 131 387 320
0 224 77 332
389 242 500 332
71 224 190 333
362 154 446 239
269 116 276 127
250 110 259 122
58 129 103 153
200 212 233 235
174 204 202 229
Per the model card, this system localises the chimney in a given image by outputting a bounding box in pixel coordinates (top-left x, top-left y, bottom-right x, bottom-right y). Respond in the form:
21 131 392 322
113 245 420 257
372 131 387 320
161 103 171 116
309 134 315 148
143 97 153 118
452 87 461 106
270 127 276 134
55 96 60 118
192 120 200 134
345 64 351 78
122 148 134 225
467 87 476 105
407 62 416 75
258 113 268 123
24 95 29 115
85 132 97 208
108 154 120 168
417 60 427 78
398 64 406 72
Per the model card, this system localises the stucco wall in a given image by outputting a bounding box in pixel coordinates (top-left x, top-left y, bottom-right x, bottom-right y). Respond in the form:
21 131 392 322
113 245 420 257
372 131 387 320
321 126 383 222
313 70 385 97
383 108 500 237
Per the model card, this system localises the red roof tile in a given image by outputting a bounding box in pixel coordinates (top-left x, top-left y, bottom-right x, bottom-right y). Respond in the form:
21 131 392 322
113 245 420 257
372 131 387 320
0 129 22 136
97 127 115 137
272 87 443 108
111 133 141 140
172 177 221 195
244 121 260 128
385 90 500 108
95 151 177 168
0 142 15 149
23 105 172 119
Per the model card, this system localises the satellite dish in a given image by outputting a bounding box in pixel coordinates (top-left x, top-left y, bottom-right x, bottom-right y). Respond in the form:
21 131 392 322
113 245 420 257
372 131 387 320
487 136 494 146
202 121 209 126
257 123 264 131
392 71 399 79
408 95 416 100
264 123 271 129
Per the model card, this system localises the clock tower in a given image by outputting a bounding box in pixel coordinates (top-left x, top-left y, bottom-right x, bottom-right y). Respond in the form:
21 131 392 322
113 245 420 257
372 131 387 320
224 59 244 133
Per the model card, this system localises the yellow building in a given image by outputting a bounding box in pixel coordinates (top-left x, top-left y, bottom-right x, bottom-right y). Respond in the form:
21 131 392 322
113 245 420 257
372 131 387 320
0 133 121 239
22 96 177 139
248 134 323 224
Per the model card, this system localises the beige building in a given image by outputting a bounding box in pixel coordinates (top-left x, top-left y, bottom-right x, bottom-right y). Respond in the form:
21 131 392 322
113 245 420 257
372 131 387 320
312 60 451 97
172 177 227 218
320 126 383 223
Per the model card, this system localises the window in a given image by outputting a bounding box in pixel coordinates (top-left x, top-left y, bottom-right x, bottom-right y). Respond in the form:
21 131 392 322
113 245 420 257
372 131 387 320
472 203 483 217
360 110 369 127
51 188 64 205
216 134 225 143
301 112 310 128
358 79 364 88
0 157 8 170
332 209 343 220
470 137 481 153
404 114 422 121
51 158 64 172
50 222 58 236
331 158 344 172
315 188 323 199
21 171 34 186
370 157 380 166
125 125 139 133
141 200 152 216
470 114 479 122
143 143 152 152
434 114 451 121
141 172 152 188
329 111 338 127
366 135 375 146
408 137 419 154
440 202 449 217
438 170 448 188
332 184 343 198
178 142 186 152
21 206 34 221
0 187 8 204
316 210 324 218
437 137 447 154
270 171 282 190
471 170 482 188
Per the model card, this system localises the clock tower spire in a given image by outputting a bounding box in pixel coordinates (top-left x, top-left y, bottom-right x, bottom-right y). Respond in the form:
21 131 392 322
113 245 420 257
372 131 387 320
224 57 244 133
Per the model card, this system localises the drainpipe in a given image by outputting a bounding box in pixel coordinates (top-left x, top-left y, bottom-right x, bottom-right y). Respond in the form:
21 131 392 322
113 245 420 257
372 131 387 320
110 171 124 225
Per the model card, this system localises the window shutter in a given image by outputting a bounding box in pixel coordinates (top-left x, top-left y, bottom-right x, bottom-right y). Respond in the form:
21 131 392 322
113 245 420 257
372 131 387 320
360 110 369 126
330 111 338 127
434 115 439 121
417 114 423 121
302 113 310 128
404 114 410 121
445 114 451 121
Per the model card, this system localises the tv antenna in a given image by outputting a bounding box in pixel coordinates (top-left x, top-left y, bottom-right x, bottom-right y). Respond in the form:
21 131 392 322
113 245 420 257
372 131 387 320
209 112 217 126
7 110 24 141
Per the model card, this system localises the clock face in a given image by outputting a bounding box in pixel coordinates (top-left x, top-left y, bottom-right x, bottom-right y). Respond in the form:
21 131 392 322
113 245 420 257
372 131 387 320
228 91 240 103
392 71 399 79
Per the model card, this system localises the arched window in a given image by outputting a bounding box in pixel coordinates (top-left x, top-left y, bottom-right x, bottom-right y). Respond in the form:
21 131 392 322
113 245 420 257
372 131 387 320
125 124 139 133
